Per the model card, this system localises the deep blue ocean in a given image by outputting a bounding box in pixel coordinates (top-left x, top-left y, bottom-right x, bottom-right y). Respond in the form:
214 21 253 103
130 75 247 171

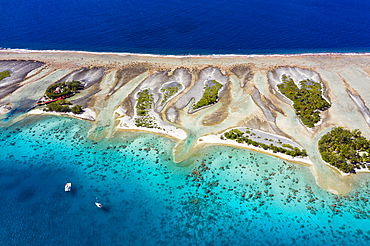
1 0 370 54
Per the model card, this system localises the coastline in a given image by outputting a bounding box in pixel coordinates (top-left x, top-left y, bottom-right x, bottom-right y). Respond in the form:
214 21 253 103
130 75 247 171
28 108 96 121
27 104 368 178
114 107 187 141
196 134 313 167
2 48 370 59
2 48 370 196
319 154 370 176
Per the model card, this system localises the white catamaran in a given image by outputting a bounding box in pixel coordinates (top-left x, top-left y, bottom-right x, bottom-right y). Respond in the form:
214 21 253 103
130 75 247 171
65 182 72 192
95 198 103 208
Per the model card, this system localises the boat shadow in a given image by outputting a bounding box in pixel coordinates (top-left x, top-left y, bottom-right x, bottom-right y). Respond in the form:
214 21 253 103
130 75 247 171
100 206 110 213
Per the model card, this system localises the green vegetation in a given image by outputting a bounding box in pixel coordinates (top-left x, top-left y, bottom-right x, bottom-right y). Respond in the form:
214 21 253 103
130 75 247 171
222 129 307 157
45 80 81 99
277 75 330 128
0 70 10 81
282 144 293 149
45 99 83 114
318 127 370 173
160 83 181 106
192 80 222 111
135 89 159 129
71 105 82 114
136 89 153 116
46 100 71 112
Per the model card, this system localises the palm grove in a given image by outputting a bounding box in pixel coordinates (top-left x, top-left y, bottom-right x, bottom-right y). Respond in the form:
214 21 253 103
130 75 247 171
319 127 370 173
44 80 83 114
278 75 330 128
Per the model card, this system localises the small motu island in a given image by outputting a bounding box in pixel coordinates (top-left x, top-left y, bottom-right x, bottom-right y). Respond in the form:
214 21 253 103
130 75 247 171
39 80 83 114
2 50 370 195
319 127 370 173
134 89 159 129
0 70 10 81
221 128 307 157
160 82 181 106
277 74 330 128
192 80 222 111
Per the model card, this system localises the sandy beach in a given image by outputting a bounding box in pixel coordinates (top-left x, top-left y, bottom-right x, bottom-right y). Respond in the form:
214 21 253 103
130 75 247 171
114 106 187 140
2 49 370 194
28 108 96 121
196 134 313 166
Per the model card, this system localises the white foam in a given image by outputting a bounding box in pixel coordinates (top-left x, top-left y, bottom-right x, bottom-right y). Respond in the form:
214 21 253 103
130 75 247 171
2 48 370 59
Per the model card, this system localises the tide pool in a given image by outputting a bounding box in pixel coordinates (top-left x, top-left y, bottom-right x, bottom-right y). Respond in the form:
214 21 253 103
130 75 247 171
1 115 370 245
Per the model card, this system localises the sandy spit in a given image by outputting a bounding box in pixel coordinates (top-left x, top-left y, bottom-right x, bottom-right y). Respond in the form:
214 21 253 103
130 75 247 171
114 106 187 141
196 134 313 166
28 108 96 121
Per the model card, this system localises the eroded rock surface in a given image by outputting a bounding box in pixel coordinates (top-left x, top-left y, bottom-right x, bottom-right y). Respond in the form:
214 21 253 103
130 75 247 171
231 65 253 88
0 60 44 99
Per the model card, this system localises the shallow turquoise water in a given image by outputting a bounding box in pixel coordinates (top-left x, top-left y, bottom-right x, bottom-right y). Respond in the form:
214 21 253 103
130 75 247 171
1 115 370 245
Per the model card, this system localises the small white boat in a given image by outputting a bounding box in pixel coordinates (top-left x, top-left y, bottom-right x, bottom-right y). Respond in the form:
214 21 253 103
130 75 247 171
95 198 103 208
65 182 72 192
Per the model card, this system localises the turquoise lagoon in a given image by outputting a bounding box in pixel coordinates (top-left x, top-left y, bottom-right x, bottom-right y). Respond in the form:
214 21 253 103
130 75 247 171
1 115 370 245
